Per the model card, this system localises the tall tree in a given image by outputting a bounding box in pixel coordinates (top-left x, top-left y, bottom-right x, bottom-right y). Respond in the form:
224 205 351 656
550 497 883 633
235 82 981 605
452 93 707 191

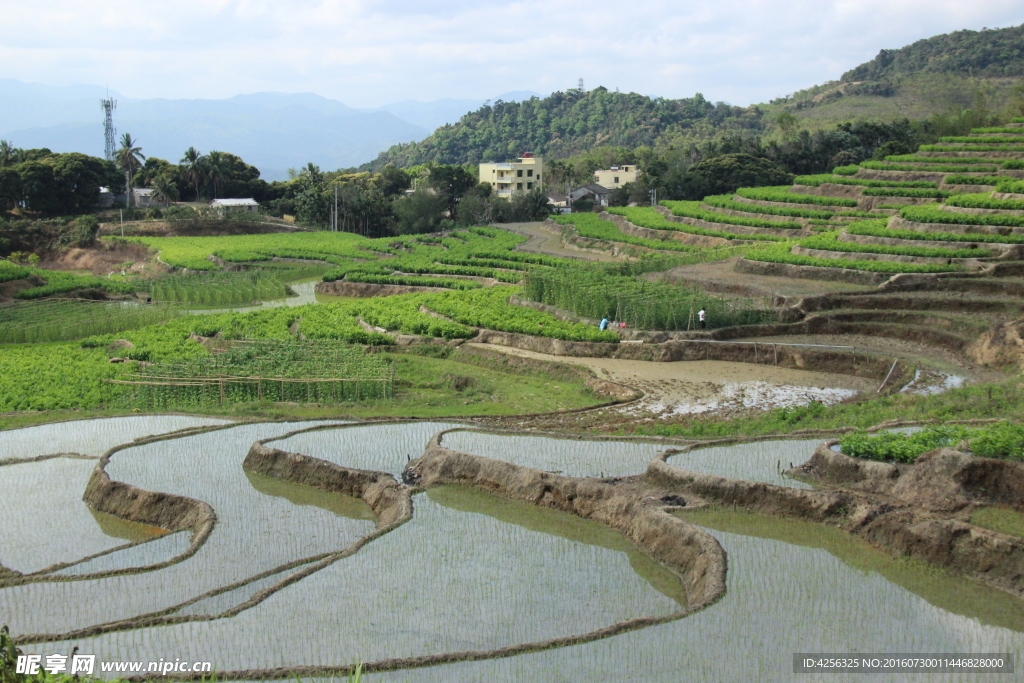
151 174 180 206
115 133 145 206
180 147 205 200
0 140 13 169
205 150 228 199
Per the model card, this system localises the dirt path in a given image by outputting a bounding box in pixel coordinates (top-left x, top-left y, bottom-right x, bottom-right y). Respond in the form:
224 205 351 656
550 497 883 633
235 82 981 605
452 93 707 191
493 222 622 262
467 343 877 417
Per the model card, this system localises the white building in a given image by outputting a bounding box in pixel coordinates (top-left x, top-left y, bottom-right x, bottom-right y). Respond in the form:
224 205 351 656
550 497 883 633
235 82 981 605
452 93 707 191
479 153 543 198
593 165 639 189
211 198 260 213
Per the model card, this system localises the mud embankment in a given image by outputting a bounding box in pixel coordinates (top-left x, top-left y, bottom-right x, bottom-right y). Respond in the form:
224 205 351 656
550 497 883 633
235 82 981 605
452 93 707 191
244 442 409 528
408 435 727 613
316 280 450 297
649 445 1024 601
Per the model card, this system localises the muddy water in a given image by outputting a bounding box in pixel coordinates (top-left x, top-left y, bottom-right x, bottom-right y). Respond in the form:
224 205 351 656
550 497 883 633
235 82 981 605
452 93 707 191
469 344 875 415
31 485 684 672
363 510 1024 683
440 429 665 478
0 415 233 459
0 458 166 574
667 440 816 489
5 419 1023 682
0 421 375 635
0 416 232 574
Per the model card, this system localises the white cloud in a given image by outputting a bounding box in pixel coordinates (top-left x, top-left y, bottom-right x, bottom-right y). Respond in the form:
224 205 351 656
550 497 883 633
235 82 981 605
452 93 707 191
0 0 1021 106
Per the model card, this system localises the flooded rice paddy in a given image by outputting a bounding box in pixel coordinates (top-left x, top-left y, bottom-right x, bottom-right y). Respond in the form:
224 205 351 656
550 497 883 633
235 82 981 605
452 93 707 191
2 417 1021 681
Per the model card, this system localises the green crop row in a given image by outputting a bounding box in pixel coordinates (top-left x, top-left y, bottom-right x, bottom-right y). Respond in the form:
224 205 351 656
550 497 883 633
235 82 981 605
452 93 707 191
0 344 126 410
735 186 859 207
148 271 289 306
969 127 1024 135
611 206 789 240
794 174 937 188
424 286 621 342
945 192 1024 211
704 194 878 220
944 175 1005 185
744 243 962 273
846 220 1024 245
861 187 950 198
0 300 188 344
799 228 992 259
884 155 997 165
128 231 383 270
17 270 135 299
660 200 803 230
859 160 999 173
554 213 701 252
917 145 1024 153
343 272 483 290
832 165 860 175
839 423 1024 462
900 203 1024 228
939 136 1024 144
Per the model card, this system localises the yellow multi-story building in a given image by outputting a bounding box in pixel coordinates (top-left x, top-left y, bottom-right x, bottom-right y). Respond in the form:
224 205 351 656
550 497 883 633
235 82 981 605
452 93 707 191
593 164 638 189
479 153 543 198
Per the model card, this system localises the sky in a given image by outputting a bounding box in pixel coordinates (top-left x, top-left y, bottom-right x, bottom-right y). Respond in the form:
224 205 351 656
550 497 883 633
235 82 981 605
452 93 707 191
2 0 1023 107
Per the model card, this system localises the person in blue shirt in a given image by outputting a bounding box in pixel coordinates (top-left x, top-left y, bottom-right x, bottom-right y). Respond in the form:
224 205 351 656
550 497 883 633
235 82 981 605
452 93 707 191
600 318 609 331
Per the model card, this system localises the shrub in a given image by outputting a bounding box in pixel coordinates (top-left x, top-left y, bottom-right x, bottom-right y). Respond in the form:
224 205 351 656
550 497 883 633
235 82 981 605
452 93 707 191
679 153 794 200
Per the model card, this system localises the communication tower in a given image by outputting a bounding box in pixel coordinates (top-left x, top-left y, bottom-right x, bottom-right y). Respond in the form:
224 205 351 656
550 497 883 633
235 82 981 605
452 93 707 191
100 97 117 161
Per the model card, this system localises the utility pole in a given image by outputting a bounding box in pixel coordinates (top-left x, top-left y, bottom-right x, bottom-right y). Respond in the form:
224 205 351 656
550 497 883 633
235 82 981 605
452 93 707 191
334 185 338 232
120 209 123 238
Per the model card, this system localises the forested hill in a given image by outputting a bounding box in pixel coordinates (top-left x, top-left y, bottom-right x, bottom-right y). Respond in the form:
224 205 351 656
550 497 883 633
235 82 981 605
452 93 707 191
842 24 1024 81
360 87 764 170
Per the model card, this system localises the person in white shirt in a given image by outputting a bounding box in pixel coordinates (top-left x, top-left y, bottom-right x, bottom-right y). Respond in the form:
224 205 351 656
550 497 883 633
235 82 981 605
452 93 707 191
698 308 706 330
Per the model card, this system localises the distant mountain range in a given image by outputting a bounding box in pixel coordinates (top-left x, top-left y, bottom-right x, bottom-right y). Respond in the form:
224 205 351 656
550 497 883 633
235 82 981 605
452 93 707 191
0 79 540 181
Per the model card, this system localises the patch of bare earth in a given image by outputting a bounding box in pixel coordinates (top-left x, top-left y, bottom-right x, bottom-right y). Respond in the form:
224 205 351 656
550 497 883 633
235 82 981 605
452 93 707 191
40 241 156 277
650 257 872 298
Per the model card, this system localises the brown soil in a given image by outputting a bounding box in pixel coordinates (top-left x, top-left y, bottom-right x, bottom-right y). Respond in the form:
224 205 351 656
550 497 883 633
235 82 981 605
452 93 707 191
467 342 876 411
649 257 869 298
316 281 451 297
41 241 154 276
0 277 45 300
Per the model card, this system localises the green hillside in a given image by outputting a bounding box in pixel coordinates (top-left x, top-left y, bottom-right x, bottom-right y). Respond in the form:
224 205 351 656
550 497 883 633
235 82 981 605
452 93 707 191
362 24 1024 170
362 88 764 171
769 24 1024 129
842 25 1024 81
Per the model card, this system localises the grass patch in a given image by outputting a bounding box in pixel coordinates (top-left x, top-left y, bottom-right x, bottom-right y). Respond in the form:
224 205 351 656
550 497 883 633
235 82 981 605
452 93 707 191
970 507 1024 538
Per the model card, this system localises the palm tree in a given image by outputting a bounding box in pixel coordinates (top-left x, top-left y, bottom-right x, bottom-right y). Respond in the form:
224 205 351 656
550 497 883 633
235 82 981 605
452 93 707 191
151 174 179 207
304 162 323 185
179 147 205 201
116 133 145 207
0 140 13 169
204 150 228 199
